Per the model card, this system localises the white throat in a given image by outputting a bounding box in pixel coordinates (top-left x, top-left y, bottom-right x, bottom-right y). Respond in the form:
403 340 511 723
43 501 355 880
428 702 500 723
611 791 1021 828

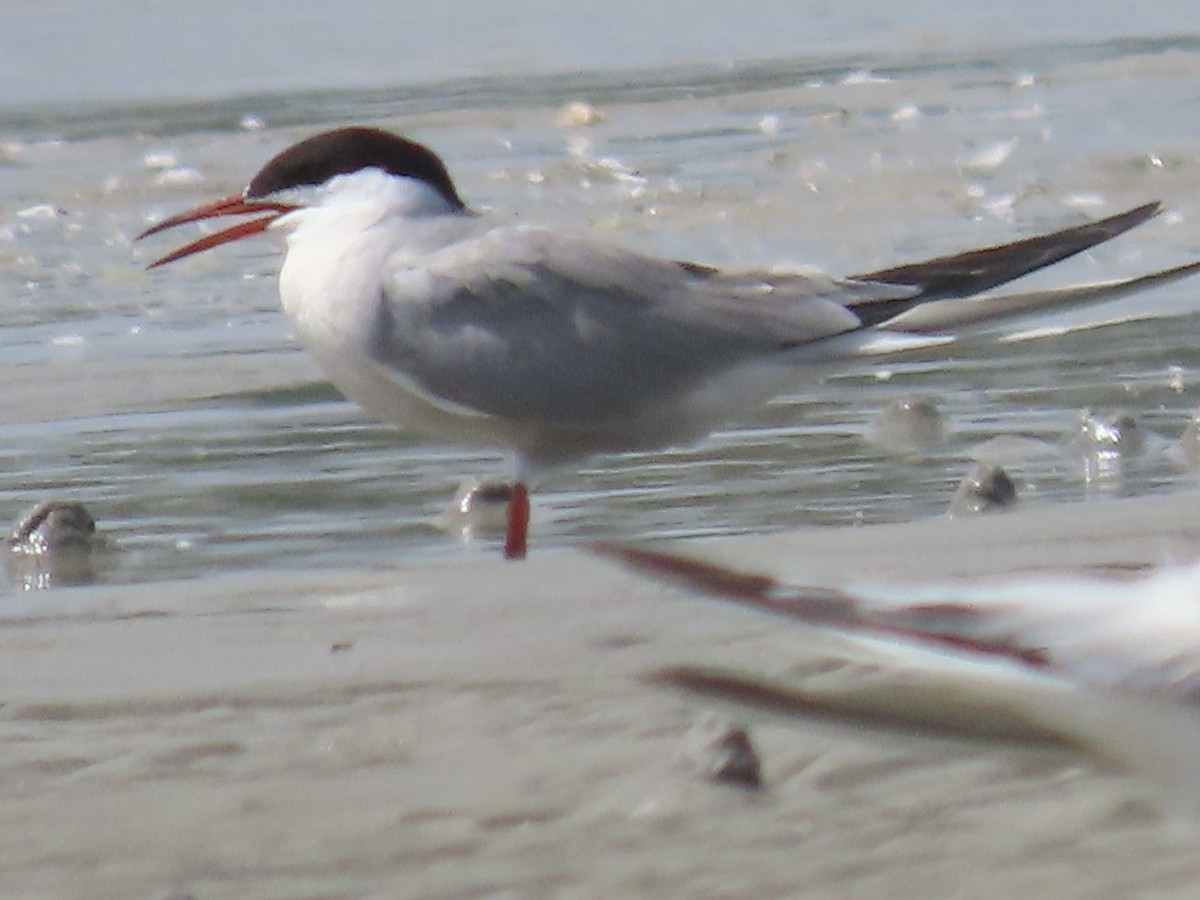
274 167 462 237
272 168 467 373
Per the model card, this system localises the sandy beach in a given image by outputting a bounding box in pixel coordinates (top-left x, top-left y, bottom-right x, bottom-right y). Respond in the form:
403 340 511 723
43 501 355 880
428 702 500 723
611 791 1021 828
4 495 1200 898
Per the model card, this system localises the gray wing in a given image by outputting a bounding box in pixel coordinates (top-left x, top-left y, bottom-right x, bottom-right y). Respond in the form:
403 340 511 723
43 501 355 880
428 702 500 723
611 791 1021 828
375 228 911 424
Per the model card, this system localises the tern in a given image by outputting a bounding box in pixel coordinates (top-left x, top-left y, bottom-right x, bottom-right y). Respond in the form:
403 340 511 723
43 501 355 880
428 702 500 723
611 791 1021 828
138 126 1200 560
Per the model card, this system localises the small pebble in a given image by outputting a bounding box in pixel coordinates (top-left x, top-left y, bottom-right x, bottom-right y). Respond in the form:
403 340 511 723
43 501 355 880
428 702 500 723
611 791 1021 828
1077 409 1145 456
154 166 204 187
1178 410 1200 469
7 500 105 589
960 137 1019 173
689 717 763 790
557 101 605 129
950 463 1018 516
869 396 945 451
437 477 515 542
142 150 178 170
706 727 762 789
17 203 65 220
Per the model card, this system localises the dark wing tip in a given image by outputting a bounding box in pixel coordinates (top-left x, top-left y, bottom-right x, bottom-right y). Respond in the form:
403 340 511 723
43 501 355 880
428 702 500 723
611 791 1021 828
850 201 1166 309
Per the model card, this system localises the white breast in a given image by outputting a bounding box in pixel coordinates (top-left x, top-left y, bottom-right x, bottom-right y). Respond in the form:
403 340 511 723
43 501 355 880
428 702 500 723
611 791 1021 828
271 170 510 445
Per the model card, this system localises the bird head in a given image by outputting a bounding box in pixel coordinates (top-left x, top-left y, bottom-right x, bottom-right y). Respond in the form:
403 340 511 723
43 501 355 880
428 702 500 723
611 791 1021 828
137 126 467 268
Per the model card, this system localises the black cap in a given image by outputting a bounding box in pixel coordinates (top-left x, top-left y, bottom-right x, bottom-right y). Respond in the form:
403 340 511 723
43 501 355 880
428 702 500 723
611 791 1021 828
247 126 466 210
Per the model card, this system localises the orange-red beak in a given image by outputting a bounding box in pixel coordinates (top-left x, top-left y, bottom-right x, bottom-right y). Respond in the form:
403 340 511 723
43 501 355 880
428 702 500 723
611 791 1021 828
137 193 298 269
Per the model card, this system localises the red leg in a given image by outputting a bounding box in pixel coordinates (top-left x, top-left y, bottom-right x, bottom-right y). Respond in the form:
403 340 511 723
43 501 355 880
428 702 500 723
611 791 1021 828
504 481 530 561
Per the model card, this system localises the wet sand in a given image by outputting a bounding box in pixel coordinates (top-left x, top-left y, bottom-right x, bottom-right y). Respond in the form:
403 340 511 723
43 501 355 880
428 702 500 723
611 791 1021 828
4 495 1200 898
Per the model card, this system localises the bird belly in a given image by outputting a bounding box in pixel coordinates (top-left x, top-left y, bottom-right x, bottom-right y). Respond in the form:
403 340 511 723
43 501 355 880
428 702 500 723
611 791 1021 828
297 317 815 476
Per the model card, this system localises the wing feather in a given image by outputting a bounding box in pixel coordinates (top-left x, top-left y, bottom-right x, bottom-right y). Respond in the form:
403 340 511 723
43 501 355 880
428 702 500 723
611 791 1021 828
374 228 908 424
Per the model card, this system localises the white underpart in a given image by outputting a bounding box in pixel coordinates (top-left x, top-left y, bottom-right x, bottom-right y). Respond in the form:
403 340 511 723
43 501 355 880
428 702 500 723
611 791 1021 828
274 170 501 443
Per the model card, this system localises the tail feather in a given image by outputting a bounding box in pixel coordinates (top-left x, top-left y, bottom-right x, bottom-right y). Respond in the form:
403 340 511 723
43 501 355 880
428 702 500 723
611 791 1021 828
881 259 1200 334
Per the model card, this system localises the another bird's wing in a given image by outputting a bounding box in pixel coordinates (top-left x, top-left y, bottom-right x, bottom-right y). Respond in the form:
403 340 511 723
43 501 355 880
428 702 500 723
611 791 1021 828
598 542 1200 806
597 543 1200 704
374 228 913 425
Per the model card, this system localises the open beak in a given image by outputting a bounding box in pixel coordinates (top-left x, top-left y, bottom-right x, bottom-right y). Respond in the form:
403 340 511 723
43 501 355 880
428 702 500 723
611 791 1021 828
137 193 298 269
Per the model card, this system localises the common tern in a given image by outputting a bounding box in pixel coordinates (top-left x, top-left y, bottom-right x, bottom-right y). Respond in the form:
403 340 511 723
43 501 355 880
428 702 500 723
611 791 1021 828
138 126 1200 560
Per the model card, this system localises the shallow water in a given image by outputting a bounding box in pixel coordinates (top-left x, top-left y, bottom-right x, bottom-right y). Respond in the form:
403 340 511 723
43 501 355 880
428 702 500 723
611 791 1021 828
5 12 1200 592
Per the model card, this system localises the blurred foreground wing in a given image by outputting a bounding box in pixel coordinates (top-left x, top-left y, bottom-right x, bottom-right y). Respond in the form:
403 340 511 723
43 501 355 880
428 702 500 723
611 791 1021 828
596 542 1200 807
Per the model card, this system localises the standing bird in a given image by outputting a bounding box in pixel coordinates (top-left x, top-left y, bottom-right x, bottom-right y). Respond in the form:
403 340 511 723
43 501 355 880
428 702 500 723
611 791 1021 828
139 126 1200 560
